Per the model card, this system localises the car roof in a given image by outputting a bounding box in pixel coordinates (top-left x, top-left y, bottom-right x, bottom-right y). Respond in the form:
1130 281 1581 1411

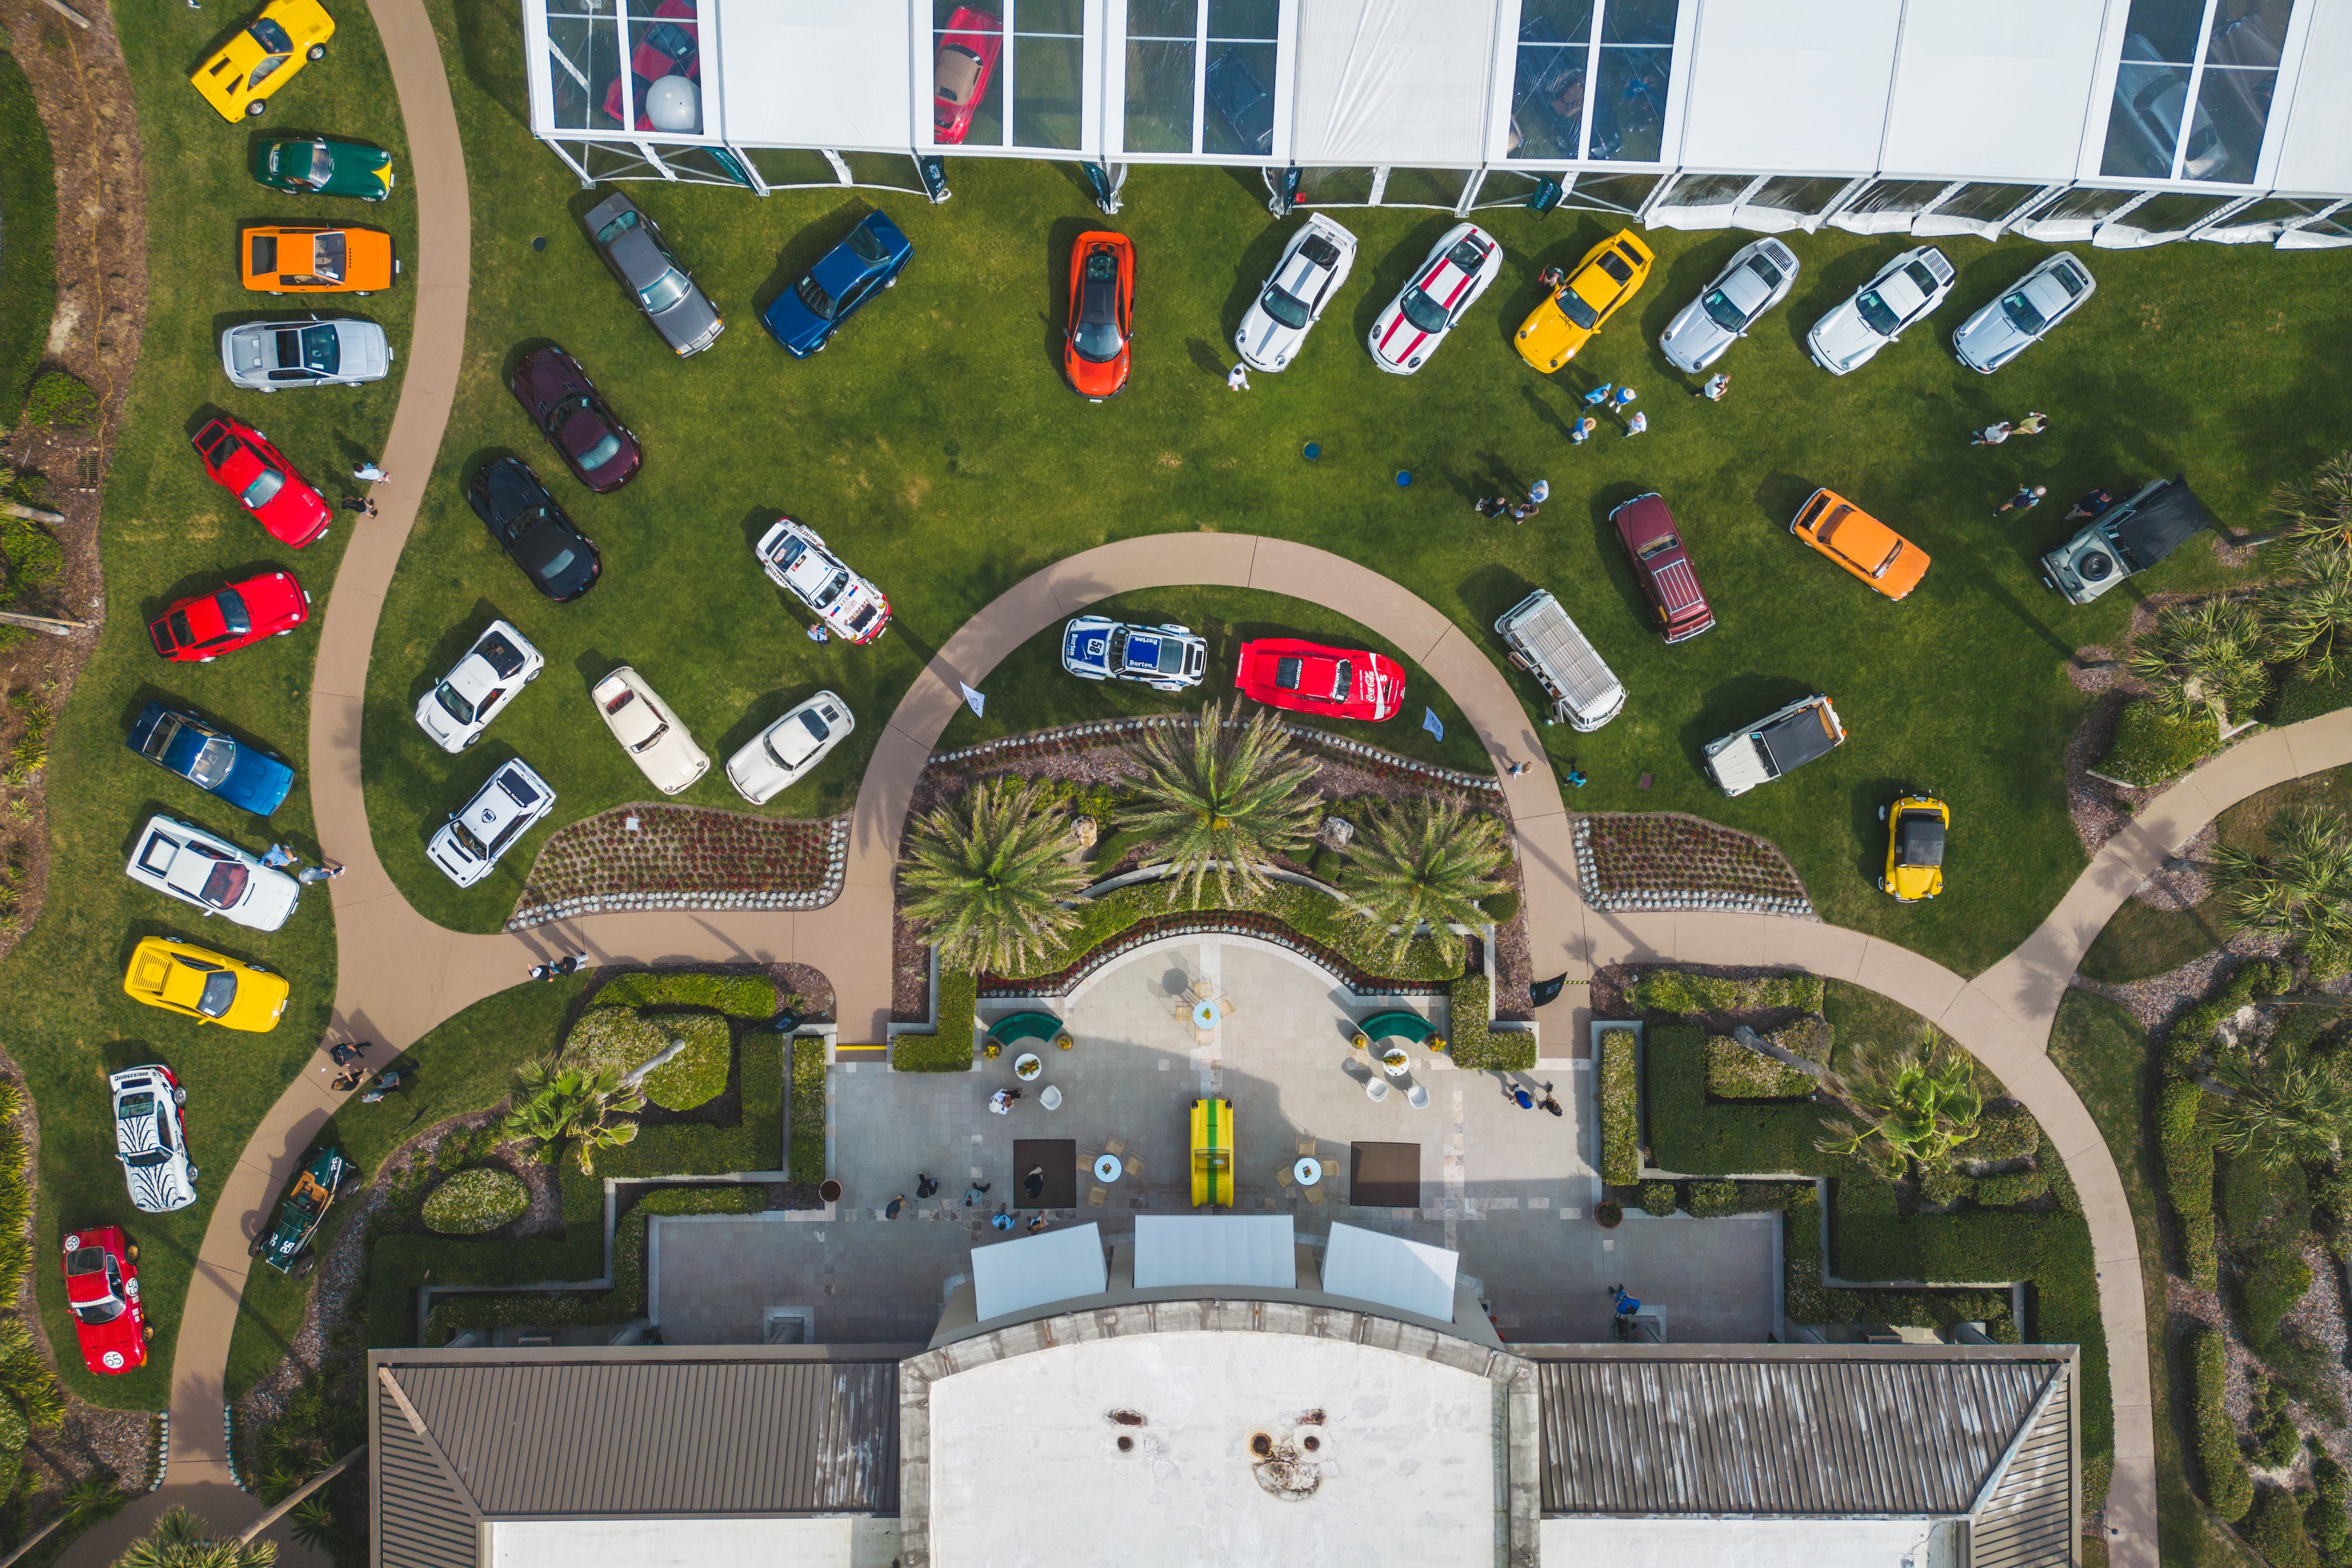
1760 702 1840 773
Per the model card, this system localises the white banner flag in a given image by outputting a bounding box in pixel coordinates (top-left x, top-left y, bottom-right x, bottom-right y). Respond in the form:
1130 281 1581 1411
960 683 986 718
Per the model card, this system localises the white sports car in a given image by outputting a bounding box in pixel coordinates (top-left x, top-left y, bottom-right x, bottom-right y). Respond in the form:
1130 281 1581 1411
109 1065 198 1215
124 816 301 932
1367 222 1502 375
592 667 710 796
1658 238 1799 373
1234 214 1357 372
1805 246 1956 375
1060 617 1206 691
427 758 555 888
755 518 892 644
1951 252 2097 374
414 620 543 752
219 316 393 391
726 690 853 805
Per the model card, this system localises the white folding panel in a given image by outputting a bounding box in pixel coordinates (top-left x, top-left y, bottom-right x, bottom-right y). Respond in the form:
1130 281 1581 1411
1289 0 1502 165
1321 1222 1458 1322
1132 1215 1297 1289
971 1222 1108 1322
1674 0 1899 175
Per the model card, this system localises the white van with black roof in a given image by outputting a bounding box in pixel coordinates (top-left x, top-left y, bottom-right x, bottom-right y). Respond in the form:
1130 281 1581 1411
427 758 555 887
1494 590 1625 732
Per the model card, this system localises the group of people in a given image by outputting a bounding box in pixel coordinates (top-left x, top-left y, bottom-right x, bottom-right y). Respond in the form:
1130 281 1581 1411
883 1166 1047 1233
260 844 346 886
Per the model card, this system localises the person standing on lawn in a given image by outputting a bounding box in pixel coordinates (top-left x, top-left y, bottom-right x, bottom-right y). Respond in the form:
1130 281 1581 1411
1527 478 1551 506
1971 421 2012 446
2016 411 2049 435
1699 373 1729 401
1622 411 1648 438
1570 415 1597 445
1995 483 2048 517
1474 494 1509 519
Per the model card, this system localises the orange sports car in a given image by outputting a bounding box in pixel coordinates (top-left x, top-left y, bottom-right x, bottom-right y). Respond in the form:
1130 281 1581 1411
1790 487 1931 600
1062 231 1133 401
240 224 398 294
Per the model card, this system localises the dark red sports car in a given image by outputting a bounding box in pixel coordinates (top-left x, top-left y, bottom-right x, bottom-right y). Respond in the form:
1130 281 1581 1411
932 8 1001 144
1611 492 1715 644
62 1224 151 1375
149 569 310 663
507 345 641 493
191 416 332 548
1235 638 1403 722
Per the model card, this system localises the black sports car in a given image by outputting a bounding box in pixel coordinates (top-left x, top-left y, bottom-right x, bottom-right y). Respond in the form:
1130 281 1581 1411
466 456 601 602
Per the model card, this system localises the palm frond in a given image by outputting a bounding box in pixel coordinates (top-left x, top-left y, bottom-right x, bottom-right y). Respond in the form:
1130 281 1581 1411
2123 597 2271 728
1334 795 1508 968
2208 1037 2352 1171
2266 553 2352 677
2268 450 2352 565
1116 701 1320 906
899 776 1090 976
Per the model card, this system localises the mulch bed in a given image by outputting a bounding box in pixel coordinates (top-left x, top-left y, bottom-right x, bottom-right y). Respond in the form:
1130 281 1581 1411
1577 812 1811 910
511 804 843 925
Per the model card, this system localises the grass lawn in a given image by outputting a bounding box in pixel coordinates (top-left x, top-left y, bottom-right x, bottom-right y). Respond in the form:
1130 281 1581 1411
1 3 414 1405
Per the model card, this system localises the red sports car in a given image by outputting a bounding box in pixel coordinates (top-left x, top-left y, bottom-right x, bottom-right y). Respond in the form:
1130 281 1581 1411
191 416 332 548
1235 638 1404 722
62 1224 151 1375
933 8 1001 144
149 570 310 663
602 0 699 131
1063 231 1134 401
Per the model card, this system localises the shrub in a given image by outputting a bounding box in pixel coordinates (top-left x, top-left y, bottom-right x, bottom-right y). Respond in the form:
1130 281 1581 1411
564 1006 669 1077
593 969 776 1017
1630 968 1824 1015
1915 1161 1965 1206
638 1014 731 1111
1640 1180 1679 1217
1970 1102 2043 1163
2240 1239 2314 1355
2094 699 2221 788
1705 1015 1830 1099
1971 1169 2049 1206
2252 1485 2322 1568
2311 1449 2350 1556
2194 1324 2255 1520
2165 961 2292 1076
1647 1024 1832 1175
789 1037 826 1185
2271 654 2352 727
1599 1028 1640 1187
421 1168 529 1235
1447 972 1533 1071
1686 1180 1737 1217
893 970 976 1071
0 1392 24 1499
1479 889 1520 923
0 54 56 434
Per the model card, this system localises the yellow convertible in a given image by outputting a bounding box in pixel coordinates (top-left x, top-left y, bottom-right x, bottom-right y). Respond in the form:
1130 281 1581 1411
1190 1098 1233 1209
123 936 290 1031
1880 796 1950 903
1515 228 1653 372
192 0 335 122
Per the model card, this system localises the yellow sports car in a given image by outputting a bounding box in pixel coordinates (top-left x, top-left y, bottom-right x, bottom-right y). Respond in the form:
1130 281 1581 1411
192 0 335 122
1190 1098 1233 1209
122 936 290 1031
1515 228 1653 372
1880 796 1949 902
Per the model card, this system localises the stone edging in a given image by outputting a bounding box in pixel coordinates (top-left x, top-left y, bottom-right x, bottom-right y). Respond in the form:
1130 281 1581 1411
504 817 850 931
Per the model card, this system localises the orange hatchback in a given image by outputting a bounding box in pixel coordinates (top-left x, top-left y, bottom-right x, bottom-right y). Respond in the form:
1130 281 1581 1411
1062 231 1134 401
240 224 397 294
1791 487 1930 601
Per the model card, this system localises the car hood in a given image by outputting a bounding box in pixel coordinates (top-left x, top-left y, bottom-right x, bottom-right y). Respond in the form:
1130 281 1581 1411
1809 302 1879 366
1953 304 2027 364
1659 300 1734 366
1235 306 1301 369
1063 621 1112 673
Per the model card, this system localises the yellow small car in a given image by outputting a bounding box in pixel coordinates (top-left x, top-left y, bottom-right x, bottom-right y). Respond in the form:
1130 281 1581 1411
192 0 335 122
1515 228 1653 372
241 225 399 295
123 936 290 1032
1880 796 1950 902
1190 1098 1233 1209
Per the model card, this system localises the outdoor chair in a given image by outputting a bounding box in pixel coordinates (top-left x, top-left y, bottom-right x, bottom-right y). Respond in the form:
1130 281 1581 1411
1302 1184 1325 1206
1039 1085 1063 1111
1406 1083 1431 1110
1365 1078 1391 1104
1122 1154 1143 1178
1088 1186 1106 1207
1277 1165 1295 1190
1105 1137 1126 1159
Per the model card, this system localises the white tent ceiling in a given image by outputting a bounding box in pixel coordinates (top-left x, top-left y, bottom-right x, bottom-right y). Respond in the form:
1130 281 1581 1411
971 1223 1108 1324
2275 0 2352 192
1290 0 1502 165
1132 1216 1297 1289
1880 0 2111 180
1321 1223 1459 1322
712 0 912 151
1676 0 1902 174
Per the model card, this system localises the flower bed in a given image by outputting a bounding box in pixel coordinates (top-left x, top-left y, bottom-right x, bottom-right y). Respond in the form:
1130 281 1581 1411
1575 813 1812 916
421 1168 528 1236
509 805 848 930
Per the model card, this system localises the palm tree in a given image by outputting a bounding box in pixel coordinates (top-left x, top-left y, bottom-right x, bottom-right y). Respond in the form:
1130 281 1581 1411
497 1055 644 1175
1118 702 1320 905
1336 796 1509 969
1817 1043 1984 1179
2267 553 2352 678
2212 808 2352 970
2124 598 2270 730
899 776 1089 976
2208 1037 2352 1171
114 1508 277 1568
286 1495 340 1555
2268 450 2352 564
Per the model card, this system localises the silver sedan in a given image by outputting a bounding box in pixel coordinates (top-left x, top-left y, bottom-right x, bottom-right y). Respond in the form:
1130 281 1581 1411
1951 253 2097 373
1658 238 1798 373
219 316 391 390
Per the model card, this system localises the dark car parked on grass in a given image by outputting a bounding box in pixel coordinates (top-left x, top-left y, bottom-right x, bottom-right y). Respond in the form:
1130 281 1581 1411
125 700 295 816
467 457 601 602
761 211 914 358
507 345 641 493
581 191 724 357
1611 492 1714 644
251 1143 355 1276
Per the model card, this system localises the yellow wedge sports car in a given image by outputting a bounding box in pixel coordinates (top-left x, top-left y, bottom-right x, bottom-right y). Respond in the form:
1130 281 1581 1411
1515 228 1653 372
192 0 335 122
1880 795 1949 902
122 936 290 1031
1190 1098 1233 1209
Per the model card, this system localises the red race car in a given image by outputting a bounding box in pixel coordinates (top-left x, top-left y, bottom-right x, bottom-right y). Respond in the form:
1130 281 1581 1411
149 569 310 663
932 8 1001 144
1063 231 1134 401
62 1224 151 1375
191 416 332 548
1235 638 1404 722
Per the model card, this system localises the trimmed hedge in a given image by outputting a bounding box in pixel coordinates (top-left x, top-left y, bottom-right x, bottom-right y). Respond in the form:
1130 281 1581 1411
1448 973 1534 1071
1970 1102 2043 1163
1687 1180 1738 1217
595 970 777 1016
2311 1449 2350 1558
2270 654 2352 727
1971 1169 2048 1207
789 1037 826 1185
639 1014 731 1111
2251 1485 2320 1568
2158 1078 2219 1288
1705 1016 1830 1099
2163 960 2292 1076
0 49 56 430
421 1168 529 1235
1630 968 1826 1015
2094 699 2221 788
1599 1028 1640 1187
2192 1323 2255 1521
1639 1180 1679 1217
893 970 976 1071
1697 1180 2016 1336
1647 1024 1830 1175
564 1006 671 1076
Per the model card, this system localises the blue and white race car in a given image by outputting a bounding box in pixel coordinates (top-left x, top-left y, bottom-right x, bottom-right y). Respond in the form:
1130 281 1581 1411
1061 617 1208 691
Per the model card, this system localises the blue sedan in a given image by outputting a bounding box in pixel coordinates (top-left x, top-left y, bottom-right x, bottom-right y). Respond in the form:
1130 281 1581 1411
761 211 913 357
1061 616 1208 692
126 701 295 816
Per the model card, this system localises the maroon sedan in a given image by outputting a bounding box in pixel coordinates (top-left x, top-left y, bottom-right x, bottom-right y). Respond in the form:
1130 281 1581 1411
1611 492 1715 644
63 1225 151 1375
191 416 333 548
507 345 640 493
149 569 310 663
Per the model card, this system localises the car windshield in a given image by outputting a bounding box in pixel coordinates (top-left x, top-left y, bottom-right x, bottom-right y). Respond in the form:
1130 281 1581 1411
197 971 238 1018
1748 255 1784 289
1153 640 1184 673
296 324 340 373
1854 290 1901 337
66 1247 109 1279
313 232 346 282
307 142 335 184
449 820 488 859
575 431 623 471
847 225 892 266
1557 290 1601 330
813 569 848 608
477 630 527 677
1999 291 2048 335
125 1148 173 1169
1258 285 1312 331
240 468 286 510
188 737 237 788
1700 288 1748 331
800 709 832 745
794 274 838 321
216 590 252 636
433 682 477 727
1399 286 1451 334
199 861 250 909
640 267 690 314
1445 238 1486 272
75 1296 126 1325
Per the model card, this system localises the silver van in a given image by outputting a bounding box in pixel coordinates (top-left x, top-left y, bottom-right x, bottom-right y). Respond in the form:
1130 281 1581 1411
1494 591 1625 732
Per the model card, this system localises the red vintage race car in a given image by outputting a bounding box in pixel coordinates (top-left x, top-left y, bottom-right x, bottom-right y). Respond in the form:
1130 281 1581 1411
191 415 332 548
932 8 1001 144
1235 637 1403 722
62 1224 151 1375
149 569 310 663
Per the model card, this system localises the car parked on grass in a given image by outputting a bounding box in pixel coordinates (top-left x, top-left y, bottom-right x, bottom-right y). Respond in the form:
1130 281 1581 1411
122 935 290 1032
220 315 391 391
125 815 301 932
427 757 555 887
1805 246 1955 375
1790 488 1930 601
506 345 640 492
1234 214 1356 372
1369 223 1501 375
755 518 891 643
1610 493 1714 644
1493 590 1624 732
250 133 393 199
1951 252 2097 373
1062 231 1135 400
933 9 1002 144
762 211 914 358
1659 237 1798 372
582 191 725 357
191 415 332 548
1703 694 1845 797
467 457 601 603
1234 638 1402 722
148 569 309 663
191 0 332 120
252 1144 355 1276
62 1226 151 1374
592 667 710 796
240 224 398 295
1061 617 1207 691
2041 476 2217 605
108 1065 198 1215
414 620 542 752
1515 228 1652 372
126 700 295 816
1881 794 1950 901
726 690 852 805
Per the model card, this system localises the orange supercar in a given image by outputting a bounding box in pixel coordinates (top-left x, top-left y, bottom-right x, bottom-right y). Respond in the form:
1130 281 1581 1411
240 224 399 295
1790 487 1931 601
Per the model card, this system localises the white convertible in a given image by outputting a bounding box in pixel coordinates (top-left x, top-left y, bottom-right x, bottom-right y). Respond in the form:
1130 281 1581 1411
592 667 710 795
726 690 853 805
123 815 300 932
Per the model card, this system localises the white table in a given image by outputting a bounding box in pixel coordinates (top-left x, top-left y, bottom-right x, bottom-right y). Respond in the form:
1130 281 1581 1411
1294 1156 1323 1188
1094 1154 1123 1184
1381 1050 1411 1080
1013 1052 1043 1081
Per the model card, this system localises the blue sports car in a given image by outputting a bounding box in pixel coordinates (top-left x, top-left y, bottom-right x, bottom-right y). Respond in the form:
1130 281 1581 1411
761 211 914 358
125 701 295 816
1060 617 1208 692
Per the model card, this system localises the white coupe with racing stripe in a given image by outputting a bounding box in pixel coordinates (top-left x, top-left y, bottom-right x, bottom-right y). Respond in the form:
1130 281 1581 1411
1235 214 1357 372
1367 223 1503 376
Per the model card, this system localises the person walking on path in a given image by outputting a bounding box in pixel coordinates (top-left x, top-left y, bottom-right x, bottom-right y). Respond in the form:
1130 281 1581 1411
885 1195 905 1220
1622 411 1647 438
2066 487 2115 520
1509 501 1539 524
1527 479 1550 506
1569 415 1597 445
1699 373 1729 401
1995 483 2048 517
1581 383 1614 412
1027 1215 1048 1234
1473 494 1509 520
1610 385 1638 412
1226 363 1250 392
528 953 587 982
990 1210 1016 1231
915 1173 940 1199
963 1181 992 1205
1971 421 2012 446
340 494 369 516
353 460 388 483
2016 411 2049 436
297 860 345 886
1539 1085 1565 1117
1506 761 1529 777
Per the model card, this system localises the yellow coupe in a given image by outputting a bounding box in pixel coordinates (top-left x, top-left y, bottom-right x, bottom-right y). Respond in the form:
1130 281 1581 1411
1190 1098 1233 1209
1879 796 1949 902
192 0 335 122
1515 228 1653 372
122 936 290 1031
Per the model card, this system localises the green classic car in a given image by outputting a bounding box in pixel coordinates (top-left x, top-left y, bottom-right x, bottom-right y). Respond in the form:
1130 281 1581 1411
251 134 394 201
249 1143 356 1276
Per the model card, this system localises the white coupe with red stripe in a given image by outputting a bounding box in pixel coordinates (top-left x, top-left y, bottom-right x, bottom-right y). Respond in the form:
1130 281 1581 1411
1367 222 1503 376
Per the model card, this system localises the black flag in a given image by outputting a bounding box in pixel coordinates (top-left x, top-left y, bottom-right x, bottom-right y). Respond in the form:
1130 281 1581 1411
1529 973 1570 1008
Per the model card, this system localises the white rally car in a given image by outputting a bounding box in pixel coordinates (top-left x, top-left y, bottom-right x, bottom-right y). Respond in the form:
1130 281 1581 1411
427 758 556 887
591 666 710 796
1061 617 1207 691
755 518 892 644
124 816 301 932
1234 214 1357 372
110 1065 199 1215
414 620 543 752
1367 222 1503 375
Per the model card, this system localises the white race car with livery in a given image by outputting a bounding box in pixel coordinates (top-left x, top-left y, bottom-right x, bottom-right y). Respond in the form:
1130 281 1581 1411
1061 617 1207 691
109 1065 198 1215
1367 223 1502 375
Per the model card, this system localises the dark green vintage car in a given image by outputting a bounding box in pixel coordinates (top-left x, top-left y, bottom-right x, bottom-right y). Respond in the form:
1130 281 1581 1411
250 135 394 201
250 1143 357 1276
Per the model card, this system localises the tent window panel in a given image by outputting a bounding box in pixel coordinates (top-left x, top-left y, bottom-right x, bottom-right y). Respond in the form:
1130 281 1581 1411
1011 14 1084 151
2208 0 2292 67
2116 192 2233 231
840 151 927 190
1296 166 1373 205
934 6 1006 146
1563 172 1659 213
661 146 752 186
1207 0 1279 38
1601 0 1677 45
1124 39 1197 153
620 2 701 136
2035 186 2141 222
1379 168 1469 209
1019 0 1084 29
1929 182 2043 222
2121 0 2207 62
748 148 843 187
1508 1 1595 162
1129 0 1196 31
1659 173 1754 209
2221 196 2331 225
2190 66 2275 184
1472 168 1553 207
1845 178 1947 216
1589 44 1671 162
1202 42 1277 156
546 13 623 132
2297 213 2352 239
1743 176 1848 216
